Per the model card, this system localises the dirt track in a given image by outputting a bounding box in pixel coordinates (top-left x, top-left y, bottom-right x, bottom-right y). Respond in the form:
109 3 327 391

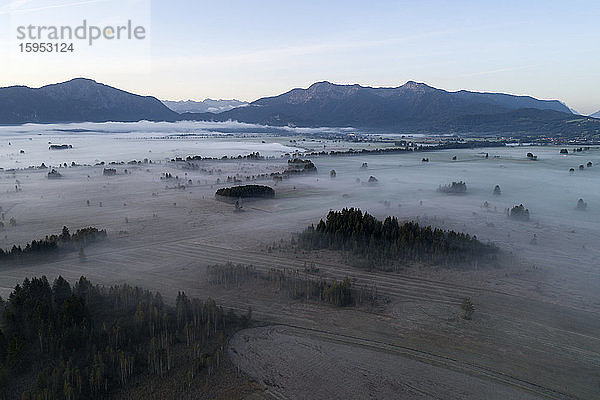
230 325 550 400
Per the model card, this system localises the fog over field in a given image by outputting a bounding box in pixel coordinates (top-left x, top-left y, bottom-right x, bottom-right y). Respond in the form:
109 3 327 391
0 121 312 169
1 122 599 399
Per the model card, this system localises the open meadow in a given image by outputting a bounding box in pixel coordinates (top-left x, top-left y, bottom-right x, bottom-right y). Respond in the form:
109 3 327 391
1 123 599 399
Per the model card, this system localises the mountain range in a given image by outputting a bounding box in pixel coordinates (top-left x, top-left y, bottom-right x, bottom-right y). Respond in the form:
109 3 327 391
1 78 598 137
185 81 595 135
591 110 600 118
162 99 248 114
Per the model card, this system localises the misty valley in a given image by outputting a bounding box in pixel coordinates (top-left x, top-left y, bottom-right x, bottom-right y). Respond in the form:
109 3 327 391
0 122 598 399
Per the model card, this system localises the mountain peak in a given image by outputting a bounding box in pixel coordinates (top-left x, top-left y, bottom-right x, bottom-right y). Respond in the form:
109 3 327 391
284 81 362 104
400 80 436 92
306 81 365 91
0 78 177 124
308 81 334 88
46 77 99 88
66 77 98 84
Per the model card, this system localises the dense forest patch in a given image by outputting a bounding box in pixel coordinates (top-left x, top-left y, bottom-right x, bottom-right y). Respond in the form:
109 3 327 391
297 208 498 270
215 184 275 200
0 276 251 399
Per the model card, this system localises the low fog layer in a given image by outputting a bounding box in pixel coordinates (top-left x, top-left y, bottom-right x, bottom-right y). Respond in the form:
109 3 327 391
0 124 598 399
0 127 309 170
1 134 598 295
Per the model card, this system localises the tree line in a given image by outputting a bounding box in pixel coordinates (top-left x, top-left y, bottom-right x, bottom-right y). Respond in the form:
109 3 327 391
304 140 507 157
0 227 107 260
0 276 249 399
207 262 378 307
297 208 498 270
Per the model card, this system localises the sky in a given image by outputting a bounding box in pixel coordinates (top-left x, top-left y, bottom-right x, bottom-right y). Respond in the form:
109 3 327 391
0 0 599 114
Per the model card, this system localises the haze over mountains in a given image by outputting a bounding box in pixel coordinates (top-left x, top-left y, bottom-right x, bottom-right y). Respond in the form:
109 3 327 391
1 78 598 137
162 99 248 114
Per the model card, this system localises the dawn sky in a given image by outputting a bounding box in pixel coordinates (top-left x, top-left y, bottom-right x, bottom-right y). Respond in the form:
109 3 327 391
1 0 599 114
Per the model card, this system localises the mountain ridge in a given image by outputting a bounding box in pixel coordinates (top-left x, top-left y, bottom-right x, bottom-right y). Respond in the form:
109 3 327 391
0 78 178 124
182 80 591 135
1 78 598 137
251 80 571 112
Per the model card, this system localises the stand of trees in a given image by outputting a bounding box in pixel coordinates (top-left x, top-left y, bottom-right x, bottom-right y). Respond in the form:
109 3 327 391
215 185 275 199
285 159 317 174
49 145 73 150
297 208 498 270
0 276 249 400
207 263 377 307
179 152 265 162
438 181 467 194
0 227 107 260
509 204 530 221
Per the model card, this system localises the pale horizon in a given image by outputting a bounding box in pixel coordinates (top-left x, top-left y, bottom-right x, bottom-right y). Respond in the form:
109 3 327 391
1 0 599 114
